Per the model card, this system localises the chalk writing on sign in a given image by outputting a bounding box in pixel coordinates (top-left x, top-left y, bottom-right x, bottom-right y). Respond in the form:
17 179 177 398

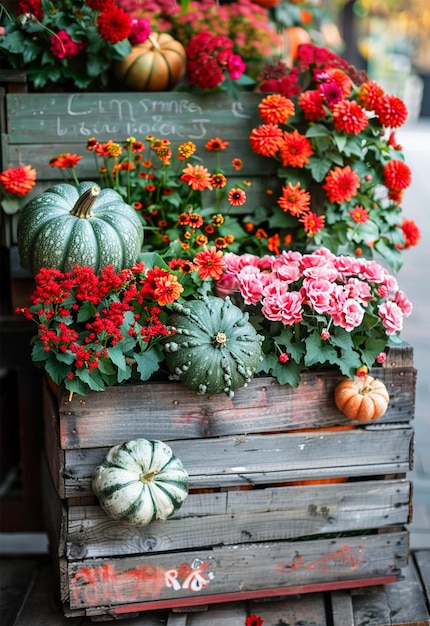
277 543 363 574
70 559 214 607
53 94 250 140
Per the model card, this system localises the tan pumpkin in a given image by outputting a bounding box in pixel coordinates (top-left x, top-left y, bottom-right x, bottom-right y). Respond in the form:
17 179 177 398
334 375 390 422
113 33 186 92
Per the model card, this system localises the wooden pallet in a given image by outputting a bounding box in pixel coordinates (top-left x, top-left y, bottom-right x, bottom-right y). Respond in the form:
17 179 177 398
2 550 429 625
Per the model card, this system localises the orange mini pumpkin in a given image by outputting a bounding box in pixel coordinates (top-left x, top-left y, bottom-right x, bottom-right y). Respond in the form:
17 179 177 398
113 33 186 92
334 374 390 422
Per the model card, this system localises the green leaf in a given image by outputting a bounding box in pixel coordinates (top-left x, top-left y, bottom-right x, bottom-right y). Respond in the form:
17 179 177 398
77 301 96 323
374 239 403 272
76 368 106 391
64 377 88 397
44 357 72 385
134 347 164 381
107 345 127 371
309 158 332 183
306 124 329 138
304 333 338 368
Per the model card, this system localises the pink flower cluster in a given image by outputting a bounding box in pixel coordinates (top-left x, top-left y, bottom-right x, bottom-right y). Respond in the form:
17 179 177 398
186 32 246 90
217 247 412 336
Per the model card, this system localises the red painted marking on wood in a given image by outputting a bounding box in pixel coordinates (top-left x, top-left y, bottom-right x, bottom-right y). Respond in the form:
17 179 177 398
70 560 213 608
84 576 399 617
277 544 363 574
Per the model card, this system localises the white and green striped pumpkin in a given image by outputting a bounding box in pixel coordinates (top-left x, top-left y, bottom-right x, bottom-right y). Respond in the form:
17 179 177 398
163 295 263 397
17 181 143 275
92 439 189 526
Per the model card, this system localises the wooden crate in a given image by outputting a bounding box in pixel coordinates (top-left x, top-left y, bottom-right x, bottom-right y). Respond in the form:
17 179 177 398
42 342 416 619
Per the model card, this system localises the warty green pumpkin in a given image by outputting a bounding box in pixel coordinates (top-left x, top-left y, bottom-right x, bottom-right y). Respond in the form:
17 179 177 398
163 295 263 397
92 439 189 526
17 181 143 275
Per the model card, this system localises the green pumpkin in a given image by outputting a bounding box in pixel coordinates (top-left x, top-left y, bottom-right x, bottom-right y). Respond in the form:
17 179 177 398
17 181 143 275
163 295 263 397
92 439 189 526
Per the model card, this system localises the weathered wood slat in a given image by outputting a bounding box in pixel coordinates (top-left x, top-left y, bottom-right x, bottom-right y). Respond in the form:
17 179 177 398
175 602 247 625
55 362 416 451
63 480 411 560
252 592 327 625
59 426 413 498
331 589 355 626
66 531 408 611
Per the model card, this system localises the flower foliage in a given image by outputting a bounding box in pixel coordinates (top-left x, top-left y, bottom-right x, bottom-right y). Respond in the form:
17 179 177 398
49 135 250 260
16 254 220 395
119 0 282 70
216 246 412 387
247 44 420 271
0 0 152 89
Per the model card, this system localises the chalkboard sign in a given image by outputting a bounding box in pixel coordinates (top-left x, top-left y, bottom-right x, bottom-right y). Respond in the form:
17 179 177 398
4 92 276 180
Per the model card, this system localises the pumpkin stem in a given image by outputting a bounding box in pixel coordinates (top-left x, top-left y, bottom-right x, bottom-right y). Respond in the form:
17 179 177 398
213 332 227 348
360 385 372 394
140 470 158 483
148 33 160 50
70 186 100 219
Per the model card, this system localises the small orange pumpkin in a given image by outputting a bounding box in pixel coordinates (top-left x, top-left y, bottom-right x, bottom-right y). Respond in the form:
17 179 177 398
112 33 186 92
284 26 312 60
334 375 390 422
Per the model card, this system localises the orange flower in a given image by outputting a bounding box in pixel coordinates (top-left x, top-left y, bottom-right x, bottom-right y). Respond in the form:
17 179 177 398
249 124 283 157
205 137 229 151
300 211 325 236
322 165 361 203
277 182 311 216
357 80 385 110
258 94 295 125
232 158 243 171
49 153 82 168
326 68 352 97
153 274 183 306
194 246 227 280
279 130 313 167
180 164 213 191
0 164 36 197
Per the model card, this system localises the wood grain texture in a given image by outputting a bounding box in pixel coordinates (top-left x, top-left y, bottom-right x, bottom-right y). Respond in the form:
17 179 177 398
62 480 411 560
56 425 413 498
65 532 408 610
54 359 416 451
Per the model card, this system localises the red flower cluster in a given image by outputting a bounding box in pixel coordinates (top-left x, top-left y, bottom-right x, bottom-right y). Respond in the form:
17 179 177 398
186 32 246 90
50 30 86 59
16 262 184 395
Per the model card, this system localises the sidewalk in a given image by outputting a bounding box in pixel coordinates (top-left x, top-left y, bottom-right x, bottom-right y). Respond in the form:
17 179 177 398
397 118 430 549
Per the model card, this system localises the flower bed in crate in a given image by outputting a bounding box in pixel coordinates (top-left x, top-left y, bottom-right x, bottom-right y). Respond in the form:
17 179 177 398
42 342 415 619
